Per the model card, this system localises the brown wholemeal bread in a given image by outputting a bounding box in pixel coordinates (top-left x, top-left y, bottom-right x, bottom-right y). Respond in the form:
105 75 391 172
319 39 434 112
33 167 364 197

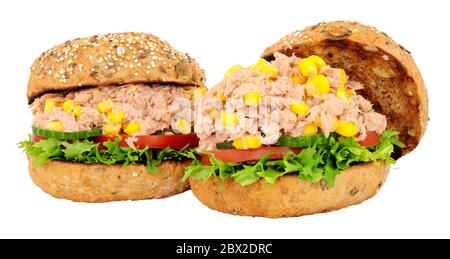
189 21 428 218
29 158 190 202
262 21 428 155
27 32 205 103
25 32 204 202
190 161 389 218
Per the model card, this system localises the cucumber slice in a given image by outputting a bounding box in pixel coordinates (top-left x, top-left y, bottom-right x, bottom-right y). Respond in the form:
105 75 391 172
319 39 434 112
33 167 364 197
32 126 102 140
216 142 234 149
275 134 328 148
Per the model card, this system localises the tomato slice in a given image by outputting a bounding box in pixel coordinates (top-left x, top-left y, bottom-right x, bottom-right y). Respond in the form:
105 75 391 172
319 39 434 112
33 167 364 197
358 131 380 147
201 146 302 165
32 135 47 142
92 134 199 149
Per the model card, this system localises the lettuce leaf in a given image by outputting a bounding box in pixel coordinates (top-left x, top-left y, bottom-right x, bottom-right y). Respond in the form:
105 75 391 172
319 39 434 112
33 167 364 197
18 136 197 174
184 130 404 187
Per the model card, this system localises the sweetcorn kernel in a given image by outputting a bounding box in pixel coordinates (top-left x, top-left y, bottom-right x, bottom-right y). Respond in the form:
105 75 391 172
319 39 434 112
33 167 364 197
225 64 243 78
194 87 208 96
307 74 330 95
217 92 227 102
290 102 310 116
73 105 82 117
291 75 307 85
48 120 63 131
336 87 347 99
232 136 261 149
245 136 262 149
243 92 262 106
174 118 191 134
232 137 245 149
103 123 121 135
210 108 219 121
336 120 358 137
62 99 74 112
304 123 318 136
338 68 348 86
307 55 327 70
44 99 57 114
98 99 114 113
298 58 318 77
251 59 278 79
123 122 141 135
108 111 124 124
221 111 238 126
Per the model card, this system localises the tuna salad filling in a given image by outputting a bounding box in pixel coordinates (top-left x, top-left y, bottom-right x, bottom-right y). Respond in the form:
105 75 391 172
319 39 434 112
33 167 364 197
20 84 201 173
184 53 404 186
31 84 195 135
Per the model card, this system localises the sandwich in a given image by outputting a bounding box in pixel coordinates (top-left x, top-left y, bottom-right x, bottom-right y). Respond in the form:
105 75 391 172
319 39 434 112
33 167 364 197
19 32 205 202
186 21 428 217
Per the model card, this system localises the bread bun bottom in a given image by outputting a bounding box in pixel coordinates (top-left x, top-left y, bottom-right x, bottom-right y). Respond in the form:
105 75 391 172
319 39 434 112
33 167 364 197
189 161 389 218
28 158 190 202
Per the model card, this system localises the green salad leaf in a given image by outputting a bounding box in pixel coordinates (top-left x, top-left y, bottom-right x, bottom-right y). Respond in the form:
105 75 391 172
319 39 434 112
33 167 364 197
184 130 404 187
18 136 197 174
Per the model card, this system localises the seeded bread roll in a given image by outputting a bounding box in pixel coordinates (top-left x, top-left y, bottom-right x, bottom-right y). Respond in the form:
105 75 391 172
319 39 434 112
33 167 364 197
189 21 428 218
25 32 204 202
262 21 428 155
190 161 388 218
27 32 205 103
29 158 190 202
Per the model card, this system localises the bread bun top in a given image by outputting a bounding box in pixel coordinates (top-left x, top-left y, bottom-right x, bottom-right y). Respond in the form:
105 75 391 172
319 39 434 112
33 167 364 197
262 21 428 155
27 32 205 102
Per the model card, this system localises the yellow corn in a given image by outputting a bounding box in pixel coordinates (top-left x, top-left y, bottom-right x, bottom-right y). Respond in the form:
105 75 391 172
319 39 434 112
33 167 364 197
221 111 238 126
129 85 138 92
217 92 227 102
306 74 330 96
336 87 347 99
307 55 327 70
338 68 348 86
313 116 322 127
290 102 310 116
332 117 338 131
174 118 191 134
123 122 141 135
304 123 318 136
298 58 318 77
246 136 262 149
314 116 338 130
48 120 63 131
346 89 353 96
62 99 74 112
336 87 350 104
291 75 307 85
251 59 278 79
244 92 262 106
194 87 208 96
224 64 243 78
232 137 245 149
210 108 219 121
336 120 358 137
73 105 82 117
103 123 121 135
97 99 114 113
232 136 261 149
108 111 124 124
44 99 56 114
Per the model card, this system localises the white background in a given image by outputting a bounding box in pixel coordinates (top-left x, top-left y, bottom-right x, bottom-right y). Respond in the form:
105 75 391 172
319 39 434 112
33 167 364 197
0 0 448 239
